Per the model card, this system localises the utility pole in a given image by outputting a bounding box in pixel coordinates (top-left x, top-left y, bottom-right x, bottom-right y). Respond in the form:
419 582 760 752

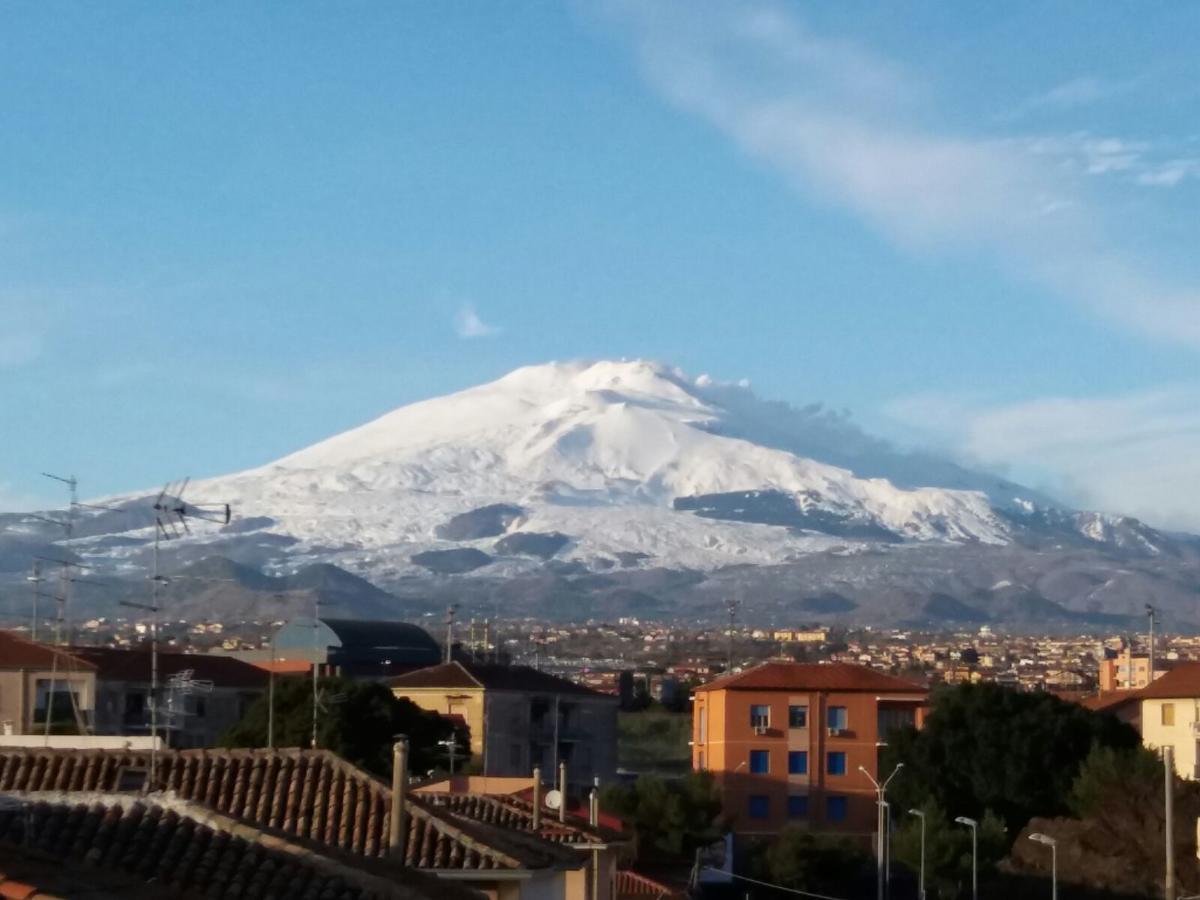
444 604 458 664
26 561 43 641
725 598 740 672
1165 745 1175 900
1147 604 1158 683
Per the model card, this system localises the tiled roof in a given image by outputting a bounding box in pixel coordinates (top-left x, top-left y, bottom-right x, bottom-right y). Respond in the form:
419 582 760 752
1079 689 1142 712
615 869 688 899
0 632 94 672
68 647 268 689
694 661 927 694
0 792 451 900
385 661 609 698
0 748 581 873
419 792 625 846
1134 663 1200 700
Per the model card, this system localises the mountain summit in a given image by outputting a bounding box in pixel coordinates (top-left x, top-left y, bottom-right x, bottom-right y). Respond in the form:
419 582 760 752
129 358 1162 575
4 359 1194 627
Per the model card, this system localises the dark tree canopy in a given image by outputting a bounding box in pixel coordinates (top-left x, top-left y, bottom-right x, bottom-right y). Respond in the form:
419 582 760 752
220 675 466 777
601 772 725 860
883 682 1139 831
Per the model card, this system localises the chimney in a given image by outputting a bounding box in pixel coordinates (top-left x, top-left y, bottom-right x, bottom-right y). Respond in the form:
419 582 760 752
389 737 409 862
558 761 567 823
535 768 544 830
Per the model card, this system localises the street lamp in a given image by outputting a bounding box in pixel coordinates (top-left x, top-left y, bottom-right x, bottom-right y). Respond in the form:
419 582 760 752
908 808 926 900
955 816 979 900
1029 833 1057 900
860 763 904 900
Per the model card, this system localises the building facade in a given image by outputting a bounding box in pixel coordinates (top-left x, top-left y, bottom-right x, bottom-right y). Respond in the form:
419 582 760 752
1132 663 1200 780
691 661 927 836
0 631 97 735
387 660 619 792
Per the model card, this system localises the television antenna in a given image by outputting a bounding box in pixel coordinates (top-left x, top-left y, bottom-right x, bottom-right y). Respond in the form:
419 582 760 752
163 668 214 733
128 477 232 787
725 597 742 672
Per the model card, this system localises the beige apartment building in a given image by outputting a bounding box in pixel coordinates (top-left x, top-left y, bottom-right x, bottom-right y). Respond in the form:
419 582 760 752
1137 664 1200 780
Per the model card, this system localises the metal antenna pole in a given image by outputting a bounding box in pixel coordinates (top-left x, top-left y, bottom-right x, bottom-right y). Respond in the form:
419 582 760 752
726 598 740 671
150 525 162 786
1147 604 1157 683
444 604 457 664
268 634 276 749
27 561 43 641
312 592 320 750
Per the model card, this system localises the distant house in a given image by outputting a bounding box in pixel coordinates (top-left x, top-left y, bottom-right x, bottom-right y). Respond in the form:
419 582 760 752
0 630 265 748
691 661 927 836
71 646 267 748
386 661 618 791
0 630 97 735
1131 663 1200 780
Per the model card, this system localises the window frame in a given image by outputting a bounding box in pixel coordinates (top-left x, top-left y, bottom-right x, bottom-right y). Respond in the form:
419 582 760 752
788 705 808 728
749 749 770 774
787 750 808 775
748 795 770 820
826 751 847 776
749 704 771 729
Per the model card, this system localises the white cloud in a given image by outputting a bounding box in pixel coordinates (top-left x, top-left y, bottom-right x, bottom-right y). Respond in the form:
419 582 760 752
602 3 1200 347
0 480 55 513
889 386 1200 531
454 304 500 339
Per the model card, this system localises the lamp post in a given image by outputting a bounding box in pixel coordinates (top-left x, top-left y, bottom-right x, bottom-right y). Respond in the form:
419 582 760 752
860 763 904 900
1029 833 1057 900
908 808 926 900
955 816 979 900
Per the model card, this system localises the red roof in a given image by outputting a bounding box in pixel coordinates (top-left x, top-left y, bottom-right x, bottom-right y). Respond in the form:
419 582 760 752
386 661 609 698
1134 662 1200 700
0 630 95 671
69 646 267 688
694 661 927 695
1079 689 1141 712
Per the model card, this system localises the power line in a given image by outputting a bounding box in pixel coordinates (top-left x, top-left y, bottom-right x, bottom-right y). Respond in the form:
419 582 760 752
701 867 853 900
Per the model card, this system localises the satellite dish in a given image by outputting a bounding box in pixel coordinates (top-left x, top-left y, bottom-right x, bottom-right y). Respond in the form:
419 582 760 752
544 789 563 811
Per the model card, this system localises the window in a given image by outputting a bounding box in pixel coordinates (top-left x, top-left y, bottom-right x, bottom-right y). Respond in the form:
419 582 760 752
827 706 848 731
750 704 770 729
788 705 808 728
698 707 708 743
749 750 770 774
826 795 847 822
788 751 808 775
787 795 809 819
827 752 847 775
194 697 207 719
748 795 770 819
1162 703 1175 726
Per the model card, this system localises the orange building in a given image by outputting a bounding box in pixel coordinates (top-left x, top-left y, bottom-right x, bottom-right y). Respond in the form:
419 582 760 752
691 662 927 836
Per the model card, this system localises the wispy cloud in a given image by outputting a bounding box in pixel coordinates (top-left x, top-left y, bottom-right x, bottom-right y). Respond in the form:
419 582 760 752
889 386 1200 531
602 3 1200 347
1015 75 1138 115
453 304 500 339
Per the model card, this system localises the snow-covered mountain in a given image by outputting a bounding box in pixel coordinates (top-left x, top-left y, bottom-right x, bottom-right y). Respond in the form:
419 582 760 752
25 359 1175 577
5 359 1199 628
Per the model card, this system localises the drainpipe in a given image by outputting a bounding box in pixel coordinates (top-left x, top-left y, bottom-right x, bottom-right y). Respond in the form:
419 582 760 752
558 761 567 823
389 737 409 862
532 766 542 830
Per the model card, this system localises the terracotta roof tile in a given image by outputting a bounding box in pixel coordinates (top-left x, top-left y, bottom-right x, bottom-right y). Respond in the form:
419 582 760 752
1134 662 1200 700
694 661 927 694
68 647 267 689
0 793 448 900
0 748 584 874
0 632 94 673
386 661 609 698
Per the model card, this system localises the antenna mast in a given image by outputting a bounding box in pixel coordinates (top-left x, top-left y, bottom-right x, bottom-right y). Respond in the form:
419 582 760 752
726 597 742 672
444 604 458 664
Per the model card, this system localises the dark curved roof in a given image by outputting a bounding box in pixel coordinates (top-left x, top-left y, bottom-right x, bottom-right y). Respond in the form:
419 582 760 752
321 619 440 656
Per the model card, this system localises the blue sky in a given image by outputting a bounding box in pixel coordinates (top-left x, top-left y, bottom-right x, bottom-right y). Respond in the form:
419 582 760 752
3 3 1200 528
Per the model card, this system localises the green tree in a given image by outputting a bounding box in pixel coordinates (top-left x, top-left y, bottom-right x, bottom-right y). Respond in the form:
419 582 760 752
884 683 1139 832
601 772 725 860
751 828 873 894
220 675 466 777
891 800 1007 899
